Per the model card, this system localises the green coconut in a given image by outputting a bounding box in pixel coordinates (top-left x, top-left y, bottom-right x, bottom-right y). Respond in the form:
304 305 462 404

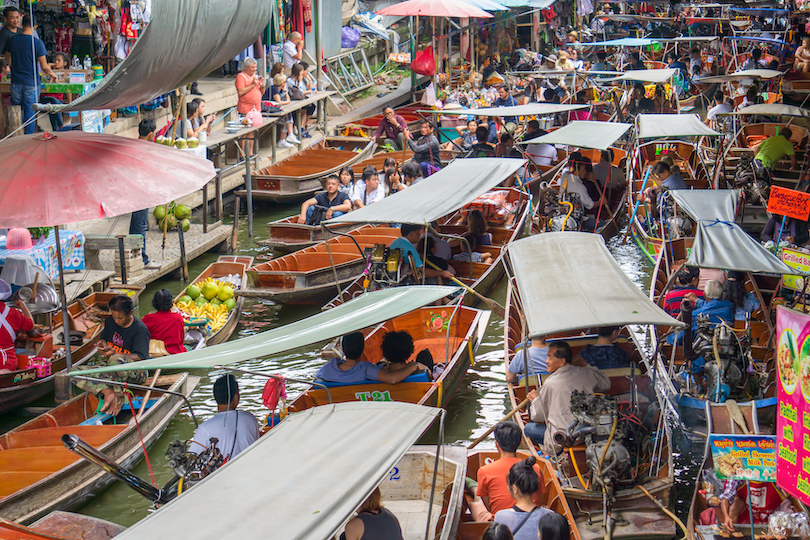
174 204 191 220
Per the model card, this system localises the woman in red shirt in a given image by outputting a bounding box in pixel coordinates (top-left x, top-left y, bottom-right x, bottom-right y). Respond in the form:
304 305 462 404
235 57 265 157
0 279 34 372
141 289 186 355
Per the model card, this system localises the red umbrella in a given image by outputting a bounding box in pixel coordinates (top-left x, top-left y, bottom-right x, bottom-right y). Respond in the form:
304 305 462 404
0 131 215 228
376 0 493 18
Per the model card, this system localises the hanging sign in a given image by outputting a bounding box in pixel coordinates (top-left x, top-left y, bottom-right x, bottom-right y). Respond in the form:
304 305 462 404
766 186 810 221
782 248 810 292
709 435 776 482
776 306 810 504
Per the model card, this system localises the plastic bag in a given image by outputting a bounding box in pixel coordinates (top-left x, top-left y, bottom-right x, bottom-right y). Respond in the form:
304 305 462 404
421 82 437 107
246 107 263 128
341 26 360 48
412 45 435 76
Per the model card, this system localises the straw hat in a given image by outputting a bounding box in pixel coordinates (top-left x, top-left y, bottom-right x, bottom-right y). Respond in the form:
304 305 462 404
557 50 569 60
545 54 558 63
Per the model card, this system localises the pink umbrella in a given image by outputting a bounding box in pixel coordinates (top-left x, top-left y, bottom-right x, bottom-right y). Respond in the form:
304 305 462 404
0 131 215 228
0 130 215 372
376 0 493 18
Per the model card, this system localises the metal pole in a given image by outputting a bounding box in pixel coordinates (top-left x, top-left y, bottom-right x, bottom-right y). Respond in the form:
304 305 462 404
245 137 254 238
315 0 323 99
54 226 73 373
411 16 416 102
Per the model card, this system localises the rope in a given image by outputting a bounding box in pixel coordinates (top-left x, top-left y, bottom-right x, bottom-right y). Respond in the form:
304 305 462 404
124 384 157 486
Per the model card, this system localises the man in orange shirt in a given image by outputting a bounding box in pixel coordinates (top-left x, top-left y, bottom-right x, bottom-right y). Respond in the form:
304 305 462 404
470 421 544 521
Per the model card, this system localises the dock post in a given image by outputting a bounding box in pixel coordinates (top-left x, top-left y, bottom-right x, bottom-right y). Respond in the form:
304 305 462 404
232 195 241 249
117 235 127 284
202 183 209 234
245 142 254 238
178 225 189 282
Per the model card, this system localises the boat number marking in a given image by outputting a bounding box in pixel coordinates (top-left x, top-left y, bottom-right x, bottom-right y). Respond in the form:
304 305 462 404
484 457 495 465
354 390 392 402
388 467 401 481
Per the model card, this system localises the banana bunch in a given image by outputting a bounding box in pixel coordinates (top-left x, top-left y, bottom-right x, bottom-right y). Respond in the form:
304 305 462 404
176 302 230 332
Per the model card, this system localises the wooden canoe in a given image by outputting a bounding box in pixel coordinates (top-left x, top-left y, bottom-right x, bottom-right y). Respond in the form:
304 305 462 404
323 187 531 310
287 305 487 411
0 292 119 415
0 372 200 524
533 146 628 239
0 512 125 540
172 255 253 346
244 225 402 304
627 140 712 264
337 104 425 138
241 137 375 203
503 278 676 540
457 450 581 540
257 216 364 253
646 237 777 430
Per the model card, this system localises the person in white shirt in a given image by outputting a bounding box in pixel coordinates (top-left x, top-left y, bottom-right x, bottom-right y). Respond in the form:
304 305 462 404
190 375 260 461
526 142 557 167
352 166 385 209
560 158 605 231
705 93 732 128
282 31 304 70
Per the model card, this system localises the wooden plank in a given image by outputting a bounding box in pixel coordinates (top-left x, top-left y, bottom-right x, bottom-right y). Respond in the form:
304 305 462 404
84 235 144 250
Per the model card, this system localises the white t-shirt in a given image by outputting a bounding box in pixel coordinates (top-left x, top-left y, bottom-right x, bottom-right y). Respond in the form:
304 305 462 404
561 171 595 209
526 143 557 166
352 180 385 206
190 410 260 460
282 40 300 68
706 102 732 121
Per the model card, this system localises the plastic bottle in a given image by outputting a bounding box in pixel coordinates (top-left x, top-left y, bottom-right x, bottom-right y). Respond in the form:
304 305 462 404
72 56 79 69
83 56 92 70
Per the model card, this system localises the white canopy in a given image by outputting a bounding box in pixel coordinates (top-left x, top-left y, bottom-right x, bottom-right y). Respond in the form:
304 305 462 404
694 69 782 84
637 114 720 138
518 121 631 150
506 233 683 337
585 37 657 47
431 103 587 117
669 189 739 222
326 158 523 225
78 286 459 374
600 68 678 83
687 221 797 274
111 402 442 540
721 103 809 117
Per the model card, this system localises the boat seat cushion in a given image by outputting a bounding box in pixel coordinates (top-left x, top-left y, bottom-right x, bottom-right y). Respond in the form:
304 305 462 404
315 372 431 388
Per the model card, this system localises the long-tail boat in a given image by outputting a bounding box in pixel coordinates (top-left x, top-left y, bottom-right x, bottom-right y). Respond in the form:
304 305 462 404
258 216 363 254
236 136 374 203
503 233 684 540
0 372 199 524
0 512 125 540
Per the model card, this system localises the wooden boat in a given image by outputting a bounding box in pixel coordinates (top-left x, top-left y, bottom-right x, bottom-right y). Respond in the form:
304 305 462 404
0 512 125 540
457 450 581 540
323 187 531 310
288 304 487 411
0 372 200 524
627 140 712 264
0 292 120 415
258 216 364 253
533 146 628 239
238 136 374 203
337 104 425 138
244 225 402 304
721 123 808 190
172 255 253 346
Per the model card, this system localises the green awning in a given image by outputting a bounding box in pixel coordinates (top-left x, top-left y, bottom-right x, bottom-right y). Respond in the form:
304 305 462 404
637 114 720 138
76 286 459 374
687 221 797 274
600 68 678 83
669 189 739 222
507 233 683 337
326 158 523 225
518 121 631 150
111 402 441 540
428 103 587 117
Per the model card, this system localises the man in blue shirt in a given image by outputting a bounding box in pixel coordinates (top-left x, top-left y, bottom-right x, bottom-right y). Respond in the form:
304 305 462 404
388 224 453 281
493 86 518 131
6 15 57 134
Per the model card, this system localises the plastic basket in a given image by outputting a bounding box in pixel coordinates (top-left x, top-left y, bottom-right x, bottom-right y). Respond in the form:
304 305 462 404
30 357 52 378
6 228 32 250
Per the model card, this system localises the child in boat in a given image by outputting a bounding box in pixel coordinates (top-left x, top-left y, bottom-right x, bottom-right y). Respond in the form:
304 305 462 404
416 236 456 285
315 332 422 385
379 331 433 381
337 166 354 196
451 234 493 265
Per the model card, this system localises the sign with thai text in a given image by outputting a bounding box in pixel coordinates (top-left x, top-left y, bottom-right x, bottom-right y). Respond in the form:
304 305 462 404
782 248 810 292
709 435 776 482
767 186 810 221
776 306 810 503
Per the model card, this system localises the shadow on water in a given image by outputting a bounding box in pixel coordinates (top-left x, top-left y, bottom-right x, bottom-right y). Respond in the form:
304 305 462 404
9 205 701 528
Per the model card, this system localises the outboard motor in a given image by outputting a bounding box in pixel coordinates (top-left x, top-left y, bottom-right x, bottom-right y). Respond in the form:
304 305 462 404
692 314 748 402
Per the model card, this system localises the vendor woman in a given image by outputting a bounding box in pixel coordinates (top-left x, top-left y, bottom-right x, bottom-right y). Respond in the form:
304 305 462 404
0 278 34 373
142 289 186 355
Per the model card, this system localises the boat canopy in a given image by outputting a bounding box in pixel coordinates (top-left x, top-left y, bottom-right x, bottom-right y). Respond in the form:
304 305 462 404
77 286 459 374
63 0 271 112
669 189 738 223
720 103 809 117
654 36 719 43
499 0 557 7
111 402 441 540
605 15 674 21
600 68 678 83
694 69 782 84
518 121 632 150
506 233 683 337
584 37 657 47
725 35 789 46
637 114 720 138
728 7 790 16
431 103 587 117
326 158 523 225
687 221 797 274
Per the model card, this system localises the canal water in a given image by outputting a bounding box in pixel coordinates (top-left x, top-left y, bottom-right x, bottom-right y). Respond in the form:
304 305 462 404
6 201 702 527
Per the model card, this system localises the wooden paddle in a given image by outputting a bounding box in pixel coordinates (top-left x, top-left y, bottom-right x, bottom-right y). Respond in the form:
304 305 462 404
31 273 39 298
425 259 506 318
467 397 529 450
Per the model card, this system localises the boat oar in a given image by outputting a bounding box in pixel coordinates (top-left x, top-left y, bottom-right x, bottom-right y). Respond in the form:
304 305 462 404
636 484 688 539
467 397 529 450
621 167 652 245
425 260 506 318
138 369 161 420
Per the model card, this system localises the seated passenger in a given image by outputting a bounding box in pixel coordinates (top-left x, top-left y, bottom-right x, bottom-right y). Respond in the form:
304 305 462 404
315 332 422 384
494 457 554 539
505 336 550 383
452 234 494 265
538 512 571 540
297 174 351 225
524 342 611 455
443 118 478 152
641 161 687 206
466 209 493 246
341 487 404 540
189 375 259 460
402 161 424 187
338 166 355 196
724 271 760 321
380 330 432 380
389 224 454 281
352 166 385 210
663 267 703 316
141 289 186 355
561 158 605 232
593 149 625 198
416 236 456 282
468 125 497 158
469 422 545 521
579 327 631 369
0 279 34 372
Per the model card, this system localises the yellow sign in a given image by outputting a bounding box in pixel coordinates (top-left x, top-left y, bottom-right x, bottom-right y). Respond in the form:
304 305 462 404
782 248 810 292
